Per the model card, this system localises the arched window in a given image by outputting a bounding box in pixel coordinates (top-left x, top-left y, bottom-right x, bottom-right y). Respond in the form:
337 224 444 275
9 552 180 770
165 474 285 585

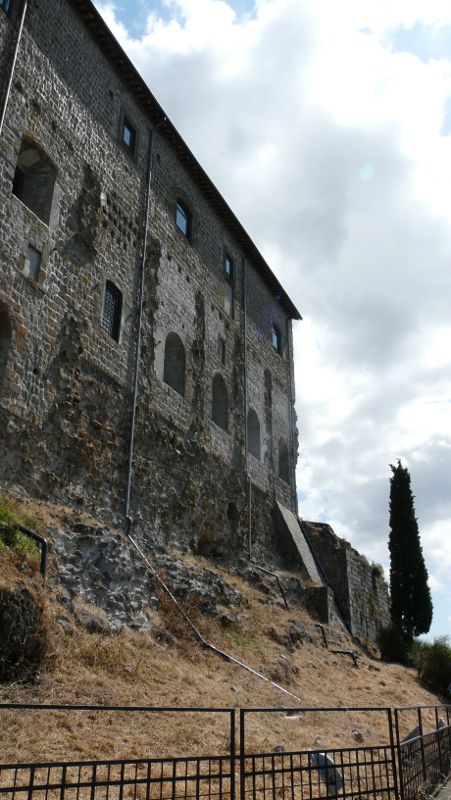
175 199 191 239
163 332 186 396
12 138 57 225
212 373 228 430
278 438 290 483
247 408 261 461
0 303 12 397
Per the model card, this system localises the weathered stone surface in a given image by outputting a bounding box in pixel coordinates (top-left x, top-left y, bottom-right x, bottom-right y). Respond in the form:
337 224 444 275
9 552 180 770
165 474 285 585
0 582 47 681
49 524 241 631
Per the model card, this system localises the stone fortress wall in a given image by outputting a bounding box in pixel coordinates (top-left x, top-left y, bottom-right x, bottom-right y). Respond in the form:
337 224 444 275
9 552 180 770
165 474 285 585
0 0 390 647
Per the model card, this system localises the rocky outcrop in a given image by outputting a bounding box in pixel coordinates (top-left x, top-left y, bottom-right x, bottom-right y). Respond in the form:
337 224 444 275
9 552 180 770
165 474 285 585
49 524 242 632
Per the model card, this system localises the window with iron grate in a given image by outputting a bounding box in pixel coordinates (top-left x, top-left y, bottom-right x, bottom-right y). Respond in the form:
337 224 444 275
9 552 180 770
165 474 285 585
102 281 122 342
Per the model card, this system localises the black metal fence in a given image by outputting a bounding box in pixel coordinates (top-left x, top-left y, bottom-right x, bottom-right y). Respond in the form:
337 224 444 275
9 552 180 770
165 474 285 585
0 704 449 800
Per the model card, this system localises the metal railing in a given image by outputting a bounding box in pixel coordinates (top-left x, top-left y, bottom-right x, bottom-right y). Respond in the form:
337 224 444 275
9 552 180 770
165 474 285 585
0 704 449 800
0 524 48 579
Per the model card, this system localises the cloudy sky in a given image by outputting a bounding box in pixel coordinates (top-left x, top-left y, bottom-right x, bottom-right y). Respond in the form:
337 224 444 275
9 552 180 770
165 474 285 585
93 0 451 639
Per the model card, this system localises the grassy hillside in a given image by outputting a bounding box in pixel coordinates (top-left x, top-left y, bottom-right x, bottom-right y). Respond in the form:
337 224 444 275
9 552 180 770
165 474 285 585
0 491 444 764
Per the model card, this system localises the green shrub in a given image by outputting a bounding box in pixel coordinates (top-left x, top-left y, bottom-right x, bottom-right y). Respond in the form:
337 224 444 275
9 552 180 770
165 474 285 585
0 507 39 557
413 636 451 697
377 623 409 663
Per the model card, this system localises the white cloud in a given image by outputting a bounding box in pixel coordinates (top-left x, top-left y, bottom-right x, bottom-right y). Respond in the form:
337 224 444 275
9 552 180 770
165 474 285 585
94 0 451 637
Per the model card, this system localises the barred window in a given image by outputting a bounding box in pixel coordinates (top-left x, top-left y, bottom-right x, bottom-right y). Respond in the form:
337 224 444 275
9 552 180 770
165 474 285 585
102 281 122 342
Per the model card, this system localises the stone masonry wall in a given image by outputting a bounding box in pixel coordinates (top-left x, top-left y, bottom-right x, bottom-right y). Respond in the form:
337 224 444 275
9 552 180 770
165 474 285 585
0 0 298 558
303 521 391 645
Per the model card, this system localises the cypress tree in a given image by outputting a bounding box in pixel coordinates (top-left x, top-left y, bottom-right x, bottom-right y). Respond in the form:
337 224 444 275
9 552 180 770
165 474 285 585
388 460 433 643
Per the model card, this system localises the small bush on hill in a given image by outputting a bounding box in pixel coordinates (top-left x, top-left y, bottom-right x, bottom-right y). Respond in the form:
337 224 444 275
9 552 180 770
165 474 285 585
411 636 451 698
377 623 409 663
0 502 39 557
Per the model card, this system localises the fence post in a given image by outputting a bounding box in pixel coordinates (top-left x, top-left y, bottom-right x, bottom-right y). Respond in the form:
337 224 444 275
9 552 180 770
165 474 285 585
388 709 400 800
239 709 245 800
230 709 236 800
417 708 427 783
434 707 444 776
394 709 405 800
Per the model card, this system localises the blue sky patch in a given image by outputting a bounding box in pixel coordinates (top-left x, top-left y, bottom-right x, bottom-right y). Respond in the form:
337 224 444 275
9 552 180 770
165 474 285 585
111 0 257 35
390 22 451 63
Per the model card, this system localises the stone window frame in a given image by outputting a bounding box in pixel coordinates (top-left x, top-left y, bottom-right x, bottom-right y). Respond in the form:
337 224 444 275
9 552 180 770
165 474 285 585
247 407 262 461
163 331 186 398
211 372 229 432
118 108 139 160
12 136 58 228
16 238 49 290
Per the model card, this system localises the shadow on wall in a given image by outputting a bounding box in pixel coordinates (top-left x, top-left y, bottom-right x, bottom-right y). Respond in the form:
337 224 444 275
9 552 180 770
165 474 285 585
0 302 12 398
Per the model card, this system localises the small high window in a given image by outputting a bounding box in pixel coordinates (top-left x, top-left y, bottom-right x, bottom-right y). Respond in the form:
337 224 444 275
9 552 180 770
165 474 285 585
24 245 41 281
224 253 234 316
278 439 290 484
163 332 186 396
271 323 282 354
0 0 12 14
212 374 228 431
175 200 191 239
121 117 136 155
247 408 261 461
217 336 225 365
12 138 57 225
101 281 122 342
0 303 12 397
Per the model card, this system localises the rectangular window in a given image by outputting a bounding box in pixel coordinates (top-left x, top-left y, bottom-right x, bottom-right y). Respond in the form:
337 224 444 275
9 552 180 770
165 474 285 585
224 253 234 316
0 0 12 14
121 117 136 155
24 245 41 281
102 281 122 342
271 323 282 354
217 336 226 365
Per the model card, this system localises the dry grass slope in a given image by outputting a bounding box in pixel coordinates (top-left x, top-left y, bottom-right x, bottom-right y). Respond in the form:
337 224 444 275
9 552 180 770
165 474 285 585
0 492 444 764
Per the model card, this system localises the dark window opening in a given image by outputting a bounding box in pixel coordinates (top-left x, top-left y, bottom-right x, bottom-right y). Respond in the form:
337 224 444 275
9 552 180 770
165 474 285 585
278 438 290 484
271 323 282 354
101 280 122 342
247 408 261 461
12 138 57 225
24 245 41 281
163 332 186 396
0 0 12 14
175 200 191 238
0 303 12 397
212 373 228 431
224 253 234 316
121 117 136 154
217 336 225 365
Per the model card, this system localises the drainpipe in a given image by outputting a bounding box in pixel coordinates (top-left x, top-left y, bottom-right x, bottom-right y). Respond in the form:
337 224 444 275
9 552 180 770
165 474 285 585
0 0 28 139
125 117 166 529
286 317 298 515
241 256 252 558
